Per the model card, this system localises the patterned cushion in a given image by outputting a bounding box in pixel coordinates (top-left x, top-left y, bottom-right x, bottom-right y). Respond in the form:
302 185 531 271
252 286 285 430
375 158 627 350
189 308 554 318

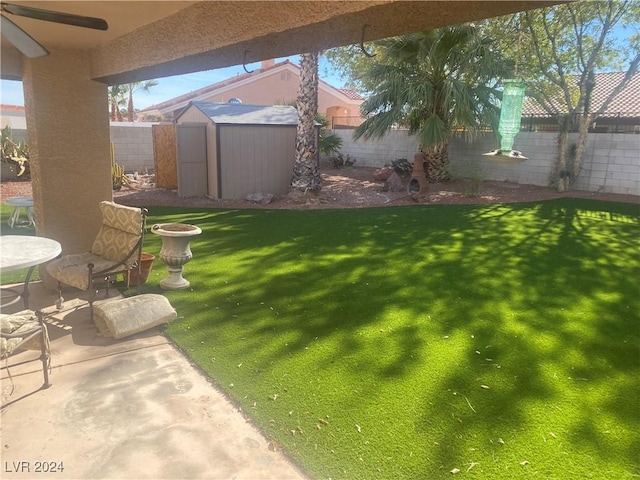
99 201 142 234
91 202 143 267
47 252 128 290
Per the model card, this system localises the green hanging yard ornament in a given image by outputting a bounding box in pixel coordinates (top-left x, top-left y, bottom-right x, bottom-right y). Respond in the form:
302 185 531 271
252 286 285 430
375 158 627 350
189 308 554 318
484 79 527 161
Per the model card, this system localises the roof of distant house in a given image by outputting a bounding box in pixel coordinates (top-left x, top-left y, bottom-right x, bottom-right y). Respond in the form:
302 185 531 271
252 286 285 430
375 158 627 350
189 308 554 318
522 71 640 116
140 60 363 113
0 104 26 114
182 101 300 125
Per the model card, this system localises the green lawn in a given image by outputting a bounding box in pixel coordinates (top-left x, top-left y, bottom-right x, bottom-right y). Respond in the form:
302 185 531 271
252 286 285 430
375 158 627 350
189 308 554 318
142 199 639 479
3 199 639 478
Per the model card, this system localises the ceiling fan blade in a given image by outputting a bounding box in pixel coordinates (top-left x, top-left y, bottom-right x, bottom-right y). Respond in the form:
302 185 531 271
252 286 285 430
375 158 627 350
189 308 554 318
1 3 108 30
0 14 49 57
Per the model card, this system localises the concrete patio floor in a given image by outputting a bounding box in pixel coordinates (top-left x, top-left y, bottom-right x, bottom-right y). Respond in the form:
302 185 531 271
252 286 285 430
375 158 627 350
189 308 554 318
1 282 306 479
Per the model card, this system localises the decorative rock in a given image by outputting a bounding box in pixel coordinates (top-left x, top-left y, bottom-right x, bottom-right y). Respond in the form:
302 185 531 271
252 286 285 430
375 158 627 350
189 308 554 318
246 192 273 204
373 166 394 182
383 172 404 192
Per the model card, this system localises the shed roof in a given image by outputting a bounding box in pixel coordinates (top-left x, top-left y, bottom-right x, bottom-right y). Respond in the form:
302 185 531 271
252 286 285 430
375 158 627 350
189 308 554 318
184 101 299 125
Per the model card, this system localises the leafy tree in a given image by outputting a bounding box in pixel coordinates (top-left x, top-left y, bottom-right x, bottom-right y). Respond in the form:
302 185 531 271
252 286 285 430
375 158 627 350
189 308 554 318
486 1 640 191
324 44 380 94
354 25 511 182
291 52 322 193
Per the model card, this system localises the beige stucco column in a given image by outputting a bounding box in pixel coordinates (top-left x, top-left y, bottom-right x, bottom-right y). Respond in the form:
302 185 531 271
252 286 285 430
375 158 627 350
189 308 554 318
22 49 112 287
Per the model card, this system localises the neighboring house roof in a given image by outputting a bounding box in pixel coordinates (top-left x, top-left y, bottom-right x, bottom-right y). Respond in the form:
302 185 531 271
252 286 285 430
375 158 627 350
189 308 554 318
183 101 299 125
522 71 640 116
338 88 364 100
140 60 363 116
0 104 26 129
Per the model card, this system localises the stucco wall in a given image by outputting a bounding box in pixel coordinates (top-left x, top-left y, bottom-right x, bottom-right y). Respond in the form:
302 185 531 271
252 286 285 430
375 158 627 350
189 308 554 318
335 130 640 196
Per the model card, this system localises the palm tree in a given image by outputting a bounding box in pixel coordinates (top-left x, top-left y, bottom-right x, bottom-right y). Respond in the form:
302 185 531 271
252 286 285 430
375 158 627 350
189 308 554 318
108 85 126 122
125 81 158 121
291 52 322 193
355 25 511 182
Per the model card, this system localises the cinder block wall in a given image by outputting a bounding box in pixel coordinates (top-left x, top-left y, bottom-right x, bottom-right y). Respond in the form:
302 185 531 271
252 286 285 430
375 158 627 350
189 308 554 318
334 129 419 166
10 123 157 174
335 129 639 195
109 123 155 173
574 133 640 195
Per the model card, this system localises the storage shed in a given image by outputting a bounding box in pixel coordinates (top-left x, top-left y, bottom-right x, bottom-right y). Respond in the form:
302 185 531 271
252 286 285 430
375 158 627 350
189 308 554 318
174 101 317 199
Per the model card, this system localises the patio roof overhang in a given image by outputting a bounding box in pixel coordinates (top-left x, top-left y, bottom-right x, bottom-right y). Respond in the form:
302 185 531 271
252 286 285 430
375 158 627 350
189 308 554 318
2 1 560 84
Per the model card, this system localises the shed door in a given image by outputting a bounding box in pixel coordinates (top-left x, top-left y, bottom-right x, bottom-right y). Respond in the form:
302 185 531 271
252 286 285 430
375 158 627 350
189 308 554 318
176 123 207 197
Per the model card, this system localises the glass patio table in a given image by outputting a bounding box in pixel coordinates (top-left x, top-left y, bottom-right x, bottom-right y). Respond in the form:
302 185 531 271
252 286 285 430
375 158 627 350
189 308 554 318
0 235 61 309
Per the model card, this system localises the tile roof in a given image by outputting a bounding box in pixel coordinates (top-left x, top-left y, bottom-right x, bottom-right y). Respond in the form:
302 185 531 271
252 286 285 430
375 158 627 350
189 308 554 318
522 71 640 116
141 61 293 113
0 104 26 114
141 60 362 113
338 88 364 100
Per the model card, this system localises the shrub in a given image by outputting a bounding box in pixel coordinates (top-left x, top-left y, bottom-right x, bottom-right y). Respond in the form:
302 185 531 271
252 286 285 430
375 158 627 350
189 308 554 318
388 158 412 175
329 153 356 169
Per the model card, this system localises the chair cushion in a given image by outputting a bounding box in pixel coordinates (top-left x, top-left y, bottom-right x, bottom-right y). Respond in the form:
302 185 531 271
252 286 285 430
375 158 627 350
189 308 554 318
93 294 177 339
91 226 140 267
91 202 143 267
46 252 125 290
99 201 142 234
0 310 41 358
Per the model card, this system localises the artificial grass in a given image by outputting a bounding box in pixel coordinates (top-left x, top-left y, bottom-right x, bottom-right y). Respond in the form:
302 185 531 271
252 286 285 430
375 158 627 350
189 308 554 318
2 199 638 478
140 199 639 479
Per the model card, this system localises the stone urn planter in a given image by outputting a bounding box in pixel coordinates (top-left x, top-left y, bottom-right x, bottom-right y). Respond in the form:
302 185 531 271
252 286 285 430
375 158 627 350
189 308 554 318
151 223 202 290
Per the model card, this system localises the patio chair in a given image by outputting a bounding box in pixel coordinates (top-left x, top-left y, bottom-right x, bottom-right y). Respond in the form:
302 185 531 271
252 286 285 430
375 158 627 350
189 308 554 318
1 309 51 390
46 201 148 321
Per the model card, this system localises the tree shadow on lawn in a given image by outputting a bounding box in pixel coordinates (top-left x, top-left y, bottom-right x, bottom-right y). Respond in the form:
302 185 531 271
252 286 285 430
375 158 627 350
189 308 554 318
150 199 639 477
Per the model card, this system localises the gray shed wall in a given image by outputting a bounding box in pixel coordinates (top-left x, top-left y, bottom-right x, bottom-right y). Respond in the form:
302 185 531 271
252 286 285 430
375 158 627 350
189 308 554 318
176 105 219 197
218 124 296 199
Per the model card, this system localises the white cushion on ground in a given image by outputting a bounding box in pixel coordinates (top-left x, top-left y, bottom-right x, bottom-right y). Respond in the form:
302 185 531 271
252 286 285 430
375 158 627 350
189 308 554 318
93 294 176 339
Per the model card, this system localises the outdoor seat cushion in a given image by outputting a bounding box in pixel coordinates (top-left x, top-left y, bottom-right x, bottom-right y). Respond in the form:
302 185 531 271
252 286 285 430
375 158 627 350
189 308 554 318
93 294 176 339
0 310 42 358
91 201 143 268
47 252 127 290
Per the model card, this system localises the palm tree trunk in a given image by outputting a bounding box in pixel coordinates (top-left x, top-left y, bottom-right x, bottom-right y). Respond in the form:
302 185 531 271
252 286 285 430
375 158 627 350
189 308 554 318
291 52 321 193
110 101 117 122
420 141 450 183
127 88 134 122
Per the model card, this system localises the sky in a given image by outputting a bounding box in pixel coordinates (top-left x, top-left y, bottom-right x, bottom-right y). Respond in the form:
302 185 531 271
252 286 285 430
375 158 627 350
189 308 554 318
0 55 346 110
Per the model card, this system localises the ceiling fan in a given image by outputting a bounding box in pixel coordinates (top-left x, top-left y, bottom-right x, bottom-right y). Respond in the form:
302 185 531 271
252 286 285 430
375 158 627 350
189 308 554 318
1 2 108 58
